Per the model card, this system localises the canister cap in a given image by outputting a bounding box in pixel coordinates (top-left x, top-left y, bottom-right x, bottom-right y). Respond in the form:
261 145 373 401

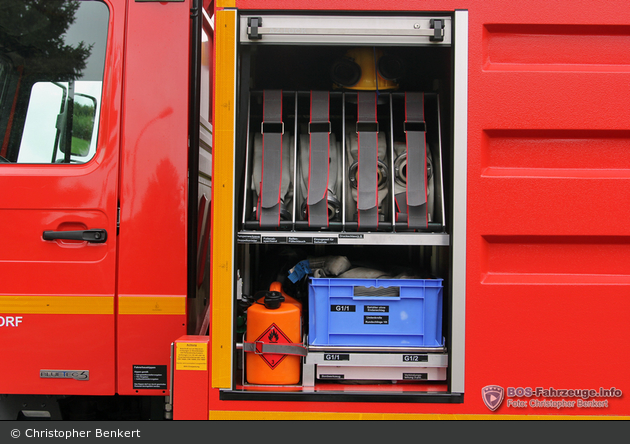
263 291 285 309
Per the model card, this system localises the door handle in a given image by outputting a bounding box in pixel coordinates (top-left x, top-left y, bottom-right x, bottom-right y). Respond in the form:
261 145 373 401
43 229 108 243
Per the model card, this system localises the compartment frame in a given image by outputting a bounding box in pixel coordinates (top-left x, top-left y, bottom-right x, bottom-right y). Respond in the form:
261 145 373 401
221 10 468 403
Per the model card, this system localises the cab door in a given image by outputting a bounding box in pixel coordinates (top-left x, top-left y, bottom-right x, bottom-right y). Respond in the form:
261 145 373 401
0 0 124 395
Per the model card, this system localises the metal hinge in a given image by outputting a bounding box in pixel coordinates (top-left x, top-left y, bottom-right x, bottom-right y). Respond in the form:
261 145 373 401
247 17 263 40
429 19 445 42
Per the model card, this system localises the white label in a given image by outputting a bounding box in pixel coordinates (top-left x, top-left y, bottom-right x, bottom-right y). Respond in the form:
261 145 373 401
0 316 23 327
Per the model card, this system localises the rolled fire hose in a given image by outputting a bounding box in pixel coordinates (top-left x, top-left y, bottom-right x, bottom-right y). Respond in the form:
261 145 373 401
393 140 434 223
307 255 352 278
252 132 294 222
297 132 343 223
345 130 389 223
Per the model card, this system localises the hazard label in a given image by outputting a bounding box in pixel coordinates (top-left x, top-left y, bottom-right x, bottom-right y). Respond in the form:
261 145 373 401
176 342 207 371
254 323 293 370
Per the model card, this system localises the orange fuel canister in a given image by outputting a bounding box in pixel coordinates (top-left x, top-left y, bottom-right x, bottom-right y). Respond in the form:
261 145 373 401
245 291 303 385
268 281 302 313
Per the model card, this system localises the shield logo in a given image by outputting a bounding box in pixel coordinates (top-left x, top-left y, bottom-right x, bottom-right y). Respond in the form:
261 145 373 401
482 385 504 411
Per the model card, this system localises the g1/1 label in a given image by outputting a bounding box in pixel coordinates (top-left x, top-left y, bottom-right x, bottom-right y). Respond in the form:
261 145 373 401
402 355 428 362
324 354 350 361
331 305 356 312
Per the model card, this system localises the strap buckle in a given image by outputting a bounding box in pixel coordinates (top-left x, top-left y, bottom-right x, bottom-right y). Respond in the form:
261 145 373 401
356 121 379 133
404 121 427 133
308 121 331 134
254 341 265 355
261 121 284 134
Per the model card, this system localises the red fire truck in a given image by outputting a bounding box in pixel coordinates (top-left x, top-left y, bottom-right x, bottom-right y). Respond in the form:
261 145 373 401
1 0 629 420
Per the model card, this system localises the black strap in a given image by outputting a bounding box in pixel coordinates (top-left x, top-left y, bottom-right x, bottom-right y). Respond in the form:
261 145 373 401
259 90 284 228
307 91 330 228
356 92 379 230
402 92 427 229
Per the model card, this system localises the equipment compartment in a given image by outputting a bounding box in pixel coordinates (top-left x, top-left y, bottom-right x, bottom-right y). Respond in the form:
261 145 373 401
225 11 467 401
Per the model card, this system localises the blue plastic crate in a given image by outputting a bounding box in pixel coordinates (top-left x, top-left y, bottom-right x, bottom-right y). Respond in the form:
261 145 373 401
308 278 443 347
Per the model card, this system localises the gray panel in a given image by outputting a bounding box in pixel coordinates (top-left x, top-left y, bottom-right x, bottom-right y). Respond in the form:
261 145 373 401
450 9 469 395
306 352 448 367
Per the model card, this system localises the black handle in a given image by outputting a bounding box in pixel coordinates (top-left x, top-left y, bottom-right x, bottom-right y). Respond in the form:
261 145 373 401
43 229 108 243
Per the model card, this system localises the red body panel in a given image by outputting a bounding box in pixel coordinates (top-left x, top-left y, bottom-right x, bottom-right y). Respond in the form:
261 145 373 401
465 0 630 417
116 0 190 395
173 336 210 420
117 314 185 396
204 0 630 417
0 0 125 396
0 0 189 398
1 315 114 395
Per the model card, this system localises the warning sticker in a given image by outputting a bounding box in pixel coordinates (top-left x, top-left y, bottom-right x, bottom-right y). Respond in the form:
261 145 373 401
133 365 167 389
254 323 293 370
176 342 208 371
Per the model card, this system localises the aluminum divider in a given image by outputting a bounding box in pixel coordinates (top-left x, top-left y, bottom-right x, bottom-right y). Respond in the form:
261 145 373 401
242 93 252 226
389 93 397 231
342 92 347 231
436 94 446 229
292 91 298 227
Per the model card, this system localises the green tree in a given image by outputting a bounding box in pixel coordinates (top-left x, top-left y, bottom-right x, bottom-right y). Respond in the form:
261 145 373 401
0 0 92 81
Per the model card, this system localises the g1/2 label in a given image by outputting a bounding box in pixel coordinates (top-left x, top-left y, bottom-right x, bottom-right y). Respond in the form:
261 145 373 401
402 355 428 362
331 305 356 312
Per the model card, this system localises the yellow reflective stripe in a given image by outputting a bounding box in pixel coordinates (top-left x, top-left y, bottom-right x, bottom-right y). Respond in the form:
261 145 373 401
209 411 630 421
216 0 236 8
118 297 186 315
211 8 237 389
0 296 113 315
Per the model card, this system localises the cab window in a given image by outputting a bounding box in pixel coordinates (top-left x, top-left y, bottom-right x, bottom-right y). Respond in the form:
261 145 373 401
0 0 108 164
